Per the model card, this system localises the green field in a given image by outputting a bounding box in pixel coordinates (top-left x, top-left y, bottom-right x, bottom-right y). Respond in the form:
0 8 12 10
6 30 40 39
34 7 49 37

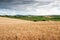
0 15 60 21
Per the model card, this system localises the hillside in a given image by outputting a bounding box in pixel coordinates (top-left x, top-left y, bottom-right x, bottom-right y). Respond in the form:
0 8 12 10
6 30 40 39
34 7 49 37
1 15 60 21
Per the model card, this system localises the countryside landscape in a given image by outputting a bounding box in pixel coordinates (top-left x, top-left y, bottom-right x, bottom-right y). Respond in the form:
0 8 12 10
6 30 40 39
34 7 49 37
0 15 60 40
0 0 60 40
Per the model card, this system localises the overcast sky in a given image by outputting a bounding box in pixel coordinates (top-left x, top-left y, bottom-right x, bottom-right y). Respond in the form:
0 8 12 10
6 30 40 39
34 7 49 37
0 0 60 15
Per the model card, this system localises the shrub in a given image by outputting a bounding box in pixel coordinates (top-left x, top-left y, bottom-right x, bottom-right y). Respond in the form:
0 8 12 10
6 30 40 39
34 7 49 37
33 20 37 22
42 20 46 21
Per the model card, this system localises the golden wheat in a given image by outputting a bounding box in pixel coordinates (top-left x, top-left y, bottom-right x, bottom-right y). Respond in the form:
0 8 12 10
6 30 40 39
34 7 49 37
0 17 60 40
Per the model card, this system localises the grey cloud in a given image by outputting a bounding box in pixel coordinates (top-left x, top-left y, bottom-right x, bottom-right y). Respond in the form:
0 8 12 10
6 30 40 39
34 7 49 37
0 0 54 15
0 0 52 10
0 0 53 5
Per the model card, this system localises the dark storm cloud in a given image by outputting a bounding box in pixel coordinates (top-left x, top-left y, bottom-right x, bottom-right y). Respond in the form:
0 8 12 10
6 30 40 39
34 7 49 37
0 0 34 9
0 0 52 6
0 0 12 2
0 0 34 4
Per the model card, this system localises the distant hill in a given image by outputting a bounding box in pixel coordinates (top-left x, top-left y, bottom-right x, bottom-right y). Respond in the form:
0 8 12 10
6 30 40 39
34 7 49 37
0 15 60 21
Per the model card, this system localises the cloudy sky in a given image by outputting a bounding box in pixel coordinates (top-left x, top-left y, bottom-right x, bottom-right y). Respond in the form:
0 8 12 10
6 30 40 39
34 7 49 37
0 0 60 15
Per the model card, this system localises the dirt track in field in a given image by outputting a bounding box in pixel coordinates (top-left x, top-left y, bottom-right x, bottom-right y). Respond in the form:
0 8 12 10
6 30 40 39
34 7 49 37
0 17 60 40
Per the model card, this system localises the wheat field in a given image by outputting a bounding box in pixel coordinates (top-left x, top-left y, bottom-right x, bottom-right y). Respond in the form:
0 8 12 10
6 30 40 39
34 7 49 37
0 17 60 40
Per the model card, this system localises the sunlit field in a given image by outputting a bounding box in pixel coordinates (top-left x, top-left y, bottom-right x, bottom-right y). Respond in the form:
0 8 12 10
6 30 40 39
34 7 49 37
0 17 60 40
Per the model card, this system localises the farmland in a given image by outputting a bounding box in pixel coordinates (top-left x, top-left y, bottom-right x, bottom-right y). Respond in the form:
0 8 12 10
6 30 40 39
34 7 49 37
0 15 60 21
0 17 60 40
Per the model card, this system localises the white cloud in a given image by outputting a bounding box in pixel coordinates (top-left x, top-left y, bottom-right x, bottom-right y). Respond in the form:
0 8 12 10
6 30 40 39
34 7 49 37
21 0 60 15
0 9 17 15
